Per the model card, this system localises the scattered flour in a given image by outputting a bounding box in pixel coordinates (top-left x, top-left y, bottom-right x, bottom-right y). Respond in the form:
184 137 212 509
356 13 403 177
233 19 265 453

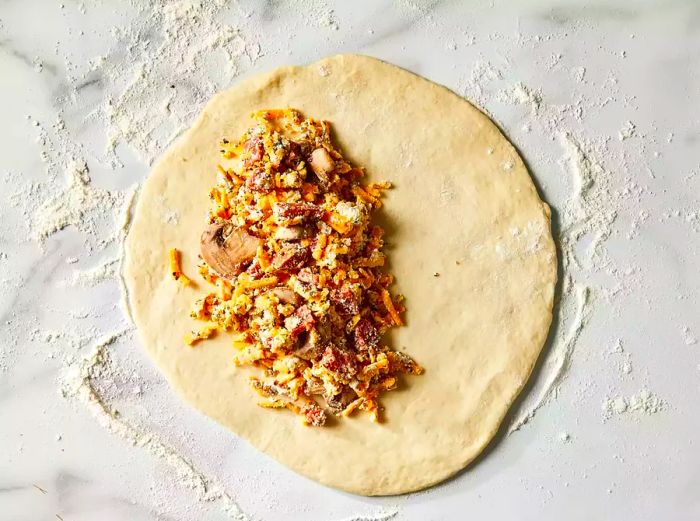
61 332 251 520
682 326 697 346
602 389 665 421
618 120 637 141
337 510 398 521
65 258 119 287
498 82 543 114
32 160 123 245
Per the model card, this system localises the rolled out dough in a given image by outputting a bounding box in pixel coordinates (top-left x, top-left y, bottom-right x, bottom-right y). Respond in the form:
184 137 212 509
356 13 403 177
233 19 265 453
124 54 557 495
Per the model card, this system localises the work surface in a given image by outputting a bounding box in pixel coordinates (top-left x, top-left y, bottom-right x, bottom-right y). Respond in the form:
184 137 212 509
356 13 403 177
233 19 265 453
1 1 699 520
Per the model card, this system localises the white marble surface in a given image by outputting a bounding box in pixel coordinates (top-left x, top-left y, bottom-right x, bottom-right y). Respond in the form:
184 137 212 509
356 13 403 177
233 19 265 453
1 1 700 520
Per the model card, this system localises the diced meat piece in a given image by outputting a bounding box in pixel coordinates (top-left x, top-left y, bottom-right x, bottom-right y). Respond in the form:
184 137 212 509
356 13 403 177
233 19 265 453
284 305 315 336
200 222 261 279
308 148 335 190
320 345 358 379
269 286 299 306
296 267 317 286
246 259 263 279
272 243 309 271
273 202 324 223
330 284 362 316
243 136 265 166
294 330 323 361
302 403 327 426
283 141 304 169
274 225 309 241
354 317 380 351
245 168 274 192
326 388 358 415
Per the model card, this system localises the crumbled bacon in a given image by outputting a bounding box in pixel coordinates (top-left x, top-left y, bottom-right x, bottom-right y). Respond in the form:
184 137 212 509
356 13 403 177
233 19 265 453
246 168 274 192
320 345 357 379
302 404 327 426
296 267 318 287
354 317 380 351
243 136 265 166
246 260 263 279
273 202 324 223
284 305 315 336
330 284 362 316
273 243 309 271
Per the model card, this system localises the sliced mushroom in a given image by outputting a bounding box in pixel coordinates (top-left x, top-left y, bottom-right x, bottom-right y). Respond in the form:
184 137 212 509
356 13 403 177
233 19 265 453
200 221 261 279
308 147 335 190
274 225 309 241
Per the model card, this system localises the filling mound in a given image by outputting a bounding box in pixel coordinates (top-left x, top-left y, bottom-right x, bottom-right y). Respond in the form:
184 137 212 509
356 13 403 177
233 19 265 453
175 109 422 426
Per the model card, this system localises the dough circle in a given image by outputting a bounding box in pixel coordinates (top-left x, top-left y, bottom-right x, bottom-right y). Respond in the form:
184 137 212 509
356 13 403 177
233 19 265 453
124 54 557 496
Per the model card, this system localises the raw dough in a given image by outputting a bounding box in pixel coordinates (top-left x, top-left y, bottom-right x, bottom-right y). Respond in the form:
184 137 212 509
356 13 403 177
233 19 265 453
124 54 557 495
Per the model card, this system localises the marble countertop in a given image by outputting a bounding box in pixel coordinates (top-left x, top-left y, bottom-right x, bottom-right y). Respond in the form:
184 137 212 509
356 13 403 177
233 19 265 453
2 1 699 520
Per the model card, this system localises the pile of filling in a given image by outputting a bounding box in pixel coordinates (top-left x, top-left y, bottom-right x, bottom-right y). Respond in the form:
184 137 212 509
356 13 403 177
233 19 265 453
178 108 422 426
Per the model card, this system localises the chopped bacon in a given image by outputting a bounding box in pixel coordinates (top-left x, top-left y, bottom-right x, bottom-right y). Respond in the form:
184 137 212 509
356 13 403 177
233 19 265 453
294 330 323 360
246 168 274 192
330 284 362 316
354 317 380 351
285 305 315 336
296 267 317 286
243 136 265 166
273 202 324 223
284 141 304 169
246 260 264 279
302 403 327 426
320 345 358 379
273 243 309 271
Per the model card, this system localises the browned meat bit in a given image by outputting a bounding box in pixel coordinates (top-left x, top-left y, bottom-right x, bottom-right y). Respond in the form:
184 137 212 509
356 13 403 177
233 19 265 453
274 225 309 241
243 136 265 166
294 331 318 360
273 202 324 224
272 243 309 271
269 286 300 306
246 168 274 192
283 141 304 169
296 267 318 287
200 222 261 279
302 403 327 426
308 147 335 190
326 388 358 415
246 259 263 279
330 283 362 316
285 305 315 336
320 345 358 380
354 317 380 351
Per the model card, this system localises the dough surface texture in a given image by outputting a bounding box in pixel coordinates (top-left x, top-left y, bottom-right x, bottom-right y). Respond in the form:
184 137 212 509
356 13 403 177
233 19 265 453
124 54 557 496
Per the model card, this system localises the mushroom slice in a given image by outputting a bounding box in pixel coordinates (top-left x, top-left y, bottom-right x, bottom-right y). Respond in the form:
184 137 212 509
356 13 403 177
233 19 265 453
200 221 261 279
308 147 335 190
